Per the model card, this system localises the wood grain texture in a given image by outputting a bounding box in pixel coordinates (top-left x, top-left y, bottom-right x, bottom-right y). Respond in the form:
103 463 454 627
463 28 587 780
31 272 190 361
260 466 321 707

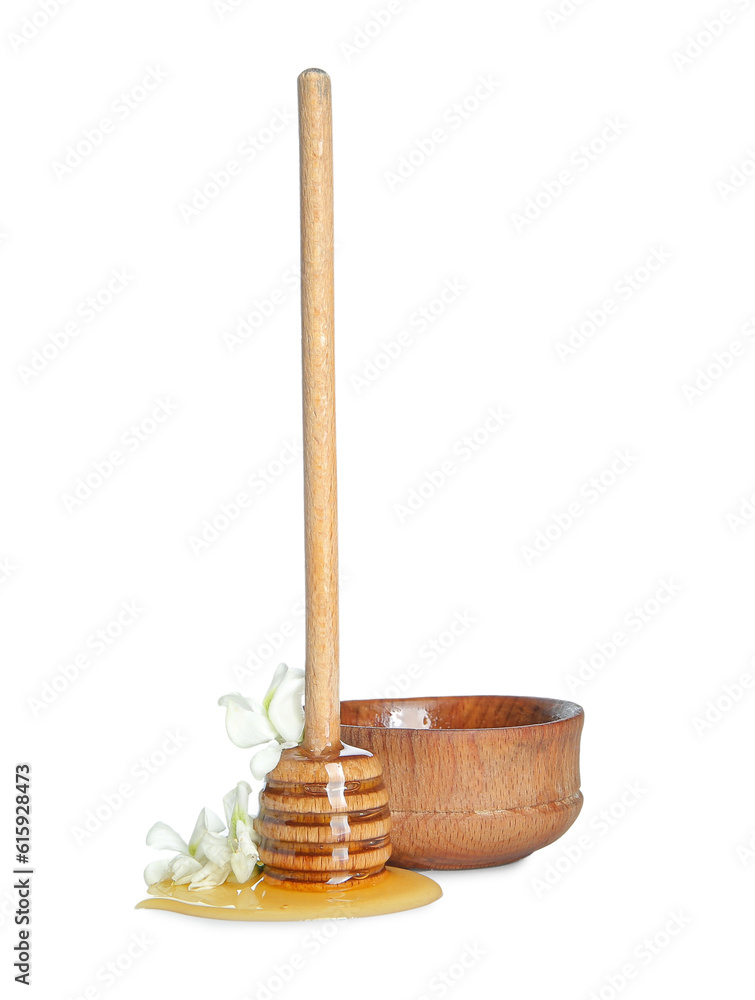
251 73 394 890
298 68 340 755
255 745 392 886
341 695 584 869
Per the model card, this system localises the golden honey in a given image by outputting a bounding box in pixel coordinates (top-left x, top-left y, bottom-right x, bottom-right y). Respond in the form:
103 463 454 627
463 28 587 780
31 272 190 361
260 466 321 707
136 866 441 921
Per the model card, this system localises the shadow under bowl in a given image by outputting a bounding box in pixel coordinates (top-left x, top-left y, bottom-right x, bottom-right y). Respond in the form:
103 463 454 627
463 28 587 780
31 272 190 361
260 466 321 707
340 695 584 870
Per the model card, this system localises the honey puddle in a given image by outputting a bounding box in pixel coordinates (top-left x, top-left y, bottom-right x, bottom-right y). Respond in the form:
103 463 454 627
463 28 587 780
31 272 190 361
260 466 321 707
136 866 441 921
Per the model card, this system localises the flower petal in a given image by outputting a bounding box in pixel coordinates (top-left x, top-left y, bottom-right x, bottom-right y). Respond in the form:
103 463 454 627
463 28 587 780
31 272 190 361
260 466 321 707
266 666 305 743
169 855 204 885
188 861 231 891
223 781 251 835
262 663 288 710
219 692 278 748
230 851 257 884
237 818 261 853
201 831 232 867
188 807 224 857
145 821 189 855
250 743 283 780
143 858 172 886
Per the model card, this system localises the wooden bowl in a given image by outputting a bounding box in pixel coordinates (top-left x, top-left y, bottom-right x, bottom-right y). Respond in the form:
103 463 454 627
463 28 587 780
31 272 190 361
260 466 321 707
340 695 584 870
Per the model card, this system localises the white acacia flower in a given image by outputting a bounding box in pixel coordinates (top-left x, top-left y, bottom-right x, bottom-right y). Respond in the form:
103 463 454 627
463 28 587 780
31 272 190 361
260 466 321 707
200 782 261 884
143 807 224 887
143 785 261 890
219 663 305 779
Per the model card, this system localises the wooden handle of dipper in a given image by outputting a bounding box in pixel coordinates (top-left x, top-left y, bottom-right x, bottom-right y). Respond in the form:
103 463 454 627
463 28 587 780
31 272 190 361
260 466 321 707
299 69 340 755
255 70 391 886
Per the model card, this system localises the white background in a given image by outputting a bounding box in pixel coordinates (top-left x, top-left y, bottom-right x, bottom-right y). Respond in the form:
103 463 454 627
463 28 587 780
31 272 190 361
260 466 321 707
3 0 754 997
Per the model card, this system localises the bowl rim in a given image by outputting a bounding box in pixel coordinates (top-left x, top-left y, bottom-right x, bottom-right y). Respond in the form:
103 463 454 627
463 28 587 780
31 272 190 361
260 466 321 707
340 694 584 732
